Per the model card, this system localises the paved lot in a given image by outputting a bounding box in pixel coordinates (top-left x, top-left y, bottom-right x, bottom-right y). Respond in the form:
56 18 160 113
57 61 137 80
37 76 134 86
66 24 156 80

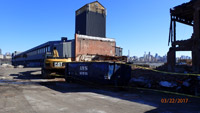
0 68 200 113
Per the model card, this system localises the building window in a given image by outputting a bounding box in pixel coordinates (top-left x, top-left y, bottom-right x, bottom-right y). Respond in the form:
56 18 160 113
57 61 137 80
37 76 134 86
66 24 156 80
47 46 50 52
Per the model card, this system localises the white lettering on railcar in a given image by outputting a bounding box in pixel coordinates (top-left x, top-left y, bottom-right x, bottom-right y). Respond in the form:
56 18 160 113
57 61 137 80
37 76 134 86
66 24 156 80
79 66 88 76
79 72 88 76
80 66 88 71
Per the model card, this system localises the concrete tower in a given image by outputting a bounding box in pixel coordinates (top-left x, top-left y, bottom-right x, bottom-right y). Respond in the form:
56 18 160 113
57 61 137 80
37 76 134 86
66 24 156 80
75 1 106 37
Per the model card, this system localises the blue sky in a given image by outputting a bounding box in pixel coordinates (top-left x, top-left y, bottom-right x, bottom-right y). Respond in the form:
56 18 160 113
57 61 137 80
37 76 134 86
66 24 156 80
0 0 192 57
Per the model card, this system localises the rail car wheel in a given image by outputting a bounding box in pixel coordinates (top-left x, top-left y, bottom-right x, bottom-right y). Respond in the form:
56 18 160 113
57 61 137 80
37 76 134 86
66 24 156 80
42 68 51 79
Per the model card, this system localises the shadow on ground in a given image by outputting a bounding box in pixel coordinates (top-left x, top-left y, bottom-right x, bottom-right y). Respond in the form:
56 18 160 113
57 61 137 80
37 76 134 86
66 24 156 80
9 69 200 113
10 70 42 79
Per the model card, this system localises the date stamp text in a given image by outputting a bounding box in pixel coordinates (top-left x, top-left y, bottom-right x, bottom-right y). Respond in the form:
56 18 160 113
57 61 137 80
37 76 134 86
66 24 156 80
161 98 189 103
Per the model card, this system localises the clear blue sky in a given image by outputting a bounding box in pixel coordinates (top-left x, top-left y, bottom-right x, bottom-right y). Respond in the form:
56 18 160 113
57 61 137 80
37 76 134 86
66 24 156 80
0 0 192 57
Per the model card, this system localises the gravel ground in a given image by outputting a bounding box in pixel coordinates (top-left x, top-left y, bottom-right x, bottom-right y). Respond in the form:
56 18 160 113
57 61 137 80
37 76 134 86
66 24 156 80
0 67 200 113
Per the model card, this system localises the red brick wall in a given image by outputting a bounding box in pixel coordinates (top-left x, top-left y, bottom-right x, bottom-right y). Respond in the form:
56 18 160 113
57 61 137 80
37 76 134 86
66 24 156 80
75 34 116 60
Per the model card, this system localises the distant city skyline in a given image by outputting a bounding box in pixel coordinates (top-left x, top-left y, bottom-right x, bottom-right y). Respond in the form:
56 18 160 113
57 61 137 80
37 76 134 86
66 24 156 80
128 51 191 63
127 50 191 58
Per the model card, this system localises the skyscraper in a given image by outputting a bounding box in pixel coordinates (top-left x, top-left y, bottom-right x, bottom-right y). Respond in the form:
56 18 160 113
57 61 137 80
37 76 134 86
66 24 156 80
0 48 2 55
